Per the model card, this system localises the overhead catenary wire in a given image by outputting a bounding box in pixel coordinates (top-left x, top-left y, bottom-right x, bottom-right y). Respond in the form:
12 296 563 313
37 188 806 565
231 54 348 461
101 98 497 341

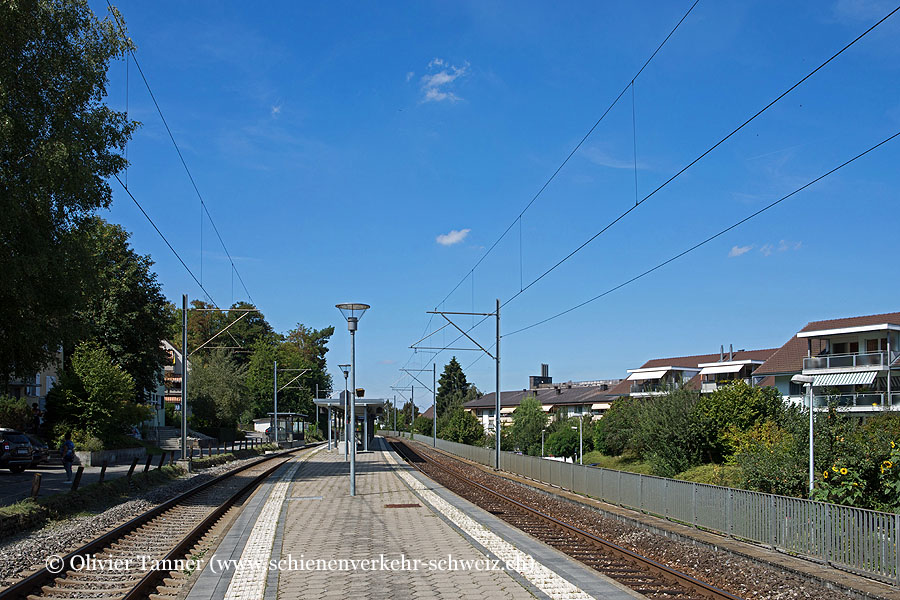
433 0 701 312
397 0 702 376
504 128 900 337
112 173 218 306
497 2 899 312
106 1 257 308
404 4 900 374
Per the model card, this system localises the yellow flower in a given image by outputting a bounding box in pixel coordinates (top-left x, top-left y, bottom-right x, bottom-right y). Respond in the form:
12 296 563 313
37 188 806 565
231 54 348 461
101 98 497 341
892 441 896 449
840 468 848 475
823 471 829 479
852 482 858 486
886 461 893 469
832 466 839 473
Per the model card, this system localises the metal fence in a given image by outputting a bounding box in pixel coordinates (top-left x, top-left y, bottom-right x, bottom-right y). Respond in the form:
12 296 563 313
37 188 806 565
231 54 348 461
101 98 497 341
379 430 900 585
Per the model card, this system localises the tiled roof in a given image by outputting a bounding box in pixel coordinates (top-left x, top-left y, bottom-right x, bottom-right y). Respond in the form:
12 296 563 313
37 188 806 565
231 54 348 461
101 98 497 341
754 311 900 376
604 348 778 396
421 406 434 419
465 386 609 410
798 311 900 333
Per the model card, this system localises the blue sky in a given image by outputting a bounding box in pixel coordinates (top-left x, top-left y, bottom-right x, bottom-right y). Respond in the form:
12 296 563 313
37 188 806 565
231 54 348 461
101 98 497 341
96 0 900 411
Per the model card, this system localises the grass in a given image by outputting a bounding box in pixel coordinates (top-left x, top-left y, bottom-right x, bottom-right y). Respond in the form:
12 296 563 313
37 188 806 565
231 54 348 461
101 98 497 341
0 465 185 540
581 451 655 475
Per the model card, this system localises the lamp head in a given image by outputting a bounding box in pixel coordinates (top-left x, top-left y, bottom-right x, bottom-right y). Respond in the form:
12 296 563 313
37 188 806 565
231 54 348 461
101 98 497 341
791 374 814 386
338 364 351 378
336 303 370 326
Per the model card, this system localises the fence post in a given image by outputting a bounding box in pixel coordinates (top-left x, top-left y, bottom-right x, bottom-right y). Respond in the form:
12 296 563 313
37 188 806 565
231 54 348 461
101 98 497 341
71 466 84 491
727 489 734 538
127 457 139 481
157 452 166 469
895 513 900 586
691 483 697 527
98 460 108 483
825 504 832 567
143 455 153 473
617 470 622 507
770 495 777 549
31 473 41 498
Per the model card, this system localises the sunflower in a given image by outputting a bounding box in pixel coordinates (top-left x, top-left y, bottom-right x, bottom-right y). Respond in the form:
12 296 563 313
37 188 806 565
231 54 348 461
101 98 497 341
840 468 848 475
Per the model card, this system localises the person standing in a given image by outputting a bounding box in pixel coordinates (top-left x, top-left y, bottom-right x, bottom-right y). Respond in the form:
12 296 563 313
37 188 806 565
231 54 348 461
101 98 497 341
31 403 43 434
60 432 75 481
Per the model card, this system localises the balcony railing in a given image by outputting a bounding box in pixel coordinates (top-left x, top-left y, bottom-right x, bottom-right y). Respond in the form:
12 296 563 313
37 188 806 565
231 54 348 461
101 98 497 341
812 392 900 408
630 383 669 395
701 378 752 393
803 352 886 371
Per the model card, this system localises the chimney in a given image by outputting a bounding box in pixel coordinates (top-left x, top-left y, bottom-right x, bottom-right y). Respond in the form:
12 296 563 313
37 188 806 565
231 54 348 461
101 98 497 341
720 345 724 361
541 363 549 378
729 344 733 361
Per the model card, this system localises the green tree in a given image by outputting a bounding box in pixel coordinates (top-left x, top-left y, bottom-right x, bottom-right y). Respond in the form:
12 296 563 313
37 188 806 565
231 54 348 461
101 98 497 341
593 396 641 456
188 351 247 432
633 387 702 477
1 0 136 382
692 381 784 463
510 395 548 455
73 217 169 397
436 357 471 416
413 415 433 436
45 341 149 442
440 407 483 445
0 396 32 431
547 425 579 462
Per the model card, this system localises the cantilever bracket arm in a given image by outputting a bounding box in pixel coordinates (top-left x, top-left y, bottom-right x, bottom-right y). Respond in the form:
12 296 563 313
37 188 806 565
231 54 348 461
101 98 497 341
438 313 495 360
189 310 252 356
400 369 434 394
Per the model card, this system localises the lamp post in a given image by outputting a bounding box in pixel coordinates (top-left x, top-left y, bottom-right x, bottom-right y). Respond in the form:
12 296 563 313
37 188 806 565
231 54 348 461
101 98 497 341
792 374 815 495
571 420 582 465
541 429 546 457
339 364 350 460
336 303 369 497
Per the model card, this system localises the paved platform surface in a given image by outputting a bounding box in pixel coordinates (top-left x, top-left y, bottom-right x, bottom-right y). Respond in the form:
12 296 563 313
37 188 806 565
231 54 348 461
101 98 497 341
188 437 640 600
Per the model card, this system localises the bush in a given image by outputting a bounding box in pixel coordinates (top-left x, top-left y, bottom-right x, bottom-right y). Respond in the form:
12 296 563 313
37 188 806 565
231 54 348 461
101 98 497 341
0 396 31 430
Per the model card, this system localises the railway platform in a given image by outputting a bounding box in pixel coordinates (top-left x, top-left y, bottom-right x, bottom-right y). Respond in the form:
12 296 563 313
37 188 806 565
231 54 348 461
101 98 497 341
187 437 641 600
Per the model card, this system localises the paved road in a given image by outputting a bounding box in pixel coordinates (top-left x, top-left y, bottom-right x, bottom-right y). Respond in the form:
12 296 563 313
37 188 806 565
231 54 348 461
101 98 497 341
0 460 151 506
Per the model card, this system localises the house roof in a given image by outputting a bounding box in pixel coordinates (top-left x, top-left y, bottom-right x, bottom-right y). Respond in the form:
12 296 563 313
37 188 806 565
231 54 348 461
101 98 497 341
605 348 778 396
754 311 900 376
421 406 434 419
465 386 609 410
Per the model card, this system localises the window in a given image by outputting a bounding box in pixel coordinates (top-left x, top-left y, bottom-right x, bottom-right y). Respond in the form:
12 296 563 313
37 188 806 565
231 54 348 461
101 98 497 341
867 338 888 353
849 341 859 354
832 342 848 354
789 381 803 395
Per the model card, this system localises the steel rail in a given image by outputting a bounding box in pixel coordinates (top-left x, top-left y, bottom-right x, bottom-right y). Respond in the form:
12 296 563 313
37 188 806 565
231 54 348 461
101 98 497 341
0 442 322 600
390 438 742 600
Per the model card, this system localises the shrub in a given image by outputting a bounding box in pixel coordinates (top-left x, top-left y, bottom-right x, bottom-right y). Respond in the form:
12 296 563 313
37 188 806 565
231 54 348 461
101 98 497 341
0 396 31 430
675 464 745 488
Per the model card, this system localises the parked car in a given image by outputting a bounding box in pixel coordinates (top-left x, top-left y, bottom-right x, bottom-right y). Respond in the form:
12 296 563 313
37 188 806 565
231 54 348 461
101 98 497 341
0 428 34 473
25 434 49 466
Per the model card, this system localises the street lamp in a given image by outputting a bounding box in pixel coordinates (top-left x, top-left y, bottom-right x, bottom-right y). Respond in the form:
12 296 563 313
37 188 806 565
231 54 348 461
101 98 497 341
571 419 582 465
336 303 369 497
338 364 350 460
792 373 815 495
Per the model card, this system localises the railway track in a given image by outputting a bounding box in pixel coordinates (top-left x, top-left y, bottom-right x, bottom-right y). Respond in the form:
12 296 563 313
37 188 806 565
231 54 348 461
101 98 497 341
0 443 321 600
389 438 742 600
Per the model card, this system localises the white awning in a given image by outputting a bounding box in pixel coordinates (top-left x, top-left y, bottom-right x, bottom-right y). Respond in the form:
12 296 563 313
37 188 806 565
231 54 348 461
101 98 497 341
699 364 744 376
591 403 610 410
500 407 516 414
812 371 878 386
626 369 669 381
541 405 554 412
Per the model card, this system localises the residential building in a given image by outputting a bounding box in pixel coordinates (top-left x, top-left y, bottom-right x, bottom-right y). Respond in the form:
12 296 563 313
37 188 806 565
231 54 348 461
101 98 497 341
463 364 621 430
4 348 63 414
753 312 900 413
605 346 776 398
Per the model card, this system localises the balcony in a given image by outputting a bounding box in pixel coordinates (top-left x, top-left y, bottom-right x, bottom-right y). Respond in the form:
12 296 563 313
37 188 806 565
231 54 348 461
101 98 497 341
630 383 670 395
812 392 900 409
701 378 751 393
803 352 887 371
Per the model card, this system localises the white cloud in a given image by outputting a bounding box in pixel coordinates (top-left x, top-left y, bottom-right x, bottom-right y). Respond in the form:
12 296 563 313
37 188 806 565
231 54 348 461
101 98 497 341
419 58 469 103
728 245 753 258
270 105 281 117
436 228 471 246
778 239 802 252
760 244 774 257
584 147 645 170
405 71 414 82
